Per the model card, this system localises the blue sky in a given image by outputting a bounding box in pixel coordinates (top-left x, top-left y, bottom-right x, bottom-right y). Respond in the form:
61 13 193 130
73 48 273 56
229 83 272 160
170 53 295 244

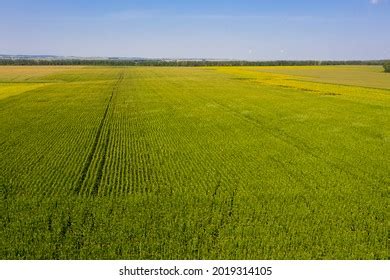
1 0 389 60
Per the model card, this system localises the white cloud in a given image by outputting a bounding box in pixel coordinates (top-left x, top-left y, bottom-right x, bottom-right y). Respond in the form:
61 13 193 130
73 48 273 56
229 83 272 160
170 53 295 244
370 0 381 4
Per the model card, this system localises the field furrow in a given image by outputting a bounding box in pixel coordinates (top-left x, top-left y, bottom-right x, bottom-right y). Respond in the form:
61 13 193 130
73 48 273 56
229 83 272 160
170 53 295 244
1 66 388 259
74 73 124 195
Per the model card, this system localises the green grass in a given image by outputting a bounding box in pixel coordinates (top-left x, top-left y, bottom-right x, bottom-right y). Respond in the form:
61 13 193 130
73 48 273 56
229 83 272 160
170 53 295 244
1 66 389 259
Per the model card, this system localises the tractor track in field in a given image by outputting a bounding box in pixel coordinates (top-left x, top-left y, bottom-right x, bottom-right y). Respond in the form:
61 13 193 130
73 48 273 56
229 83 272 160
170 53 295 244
74 73 124 195
91 128 110 196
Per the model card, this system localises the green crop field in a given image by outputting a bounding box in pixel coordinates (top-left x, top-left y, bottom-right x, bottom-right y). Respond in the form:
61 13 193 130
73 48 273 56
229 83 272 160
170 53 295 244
1 65 389 259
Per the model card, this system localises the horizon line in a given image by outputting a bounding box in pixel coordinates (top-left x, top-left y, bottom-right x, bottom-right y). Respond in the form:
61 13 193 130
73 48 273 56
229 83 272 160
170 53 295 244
1 53 389 62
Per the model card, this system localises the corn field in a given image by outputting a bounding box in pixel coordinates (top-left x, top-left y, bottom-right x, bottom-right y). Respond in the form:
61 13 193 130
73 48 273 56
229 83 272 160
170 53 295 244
1 66 389 259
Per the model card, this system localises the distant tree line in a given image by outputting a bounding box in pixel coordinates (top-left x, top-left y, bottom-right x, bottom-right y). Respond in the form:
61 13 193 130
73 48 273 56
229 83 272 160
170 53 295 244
0 59 389 67
384 62 390 73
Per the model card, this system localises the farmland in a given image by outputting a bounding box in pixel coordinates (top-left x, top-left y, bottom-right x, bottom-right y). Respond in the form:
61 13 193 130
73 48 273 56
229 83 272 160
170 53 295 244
0 65 389 259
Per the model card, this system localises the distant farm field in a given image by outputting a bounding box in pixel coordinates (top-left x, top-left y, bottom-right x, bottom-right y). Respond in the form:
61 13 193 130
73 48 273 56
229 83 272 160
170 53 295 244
1 66 389 259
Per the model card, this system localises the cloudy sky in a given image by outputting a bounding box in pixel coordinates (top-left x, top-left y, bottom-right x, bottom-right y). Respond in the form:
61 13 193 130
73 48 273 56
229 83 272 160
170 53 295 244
1 0 389 60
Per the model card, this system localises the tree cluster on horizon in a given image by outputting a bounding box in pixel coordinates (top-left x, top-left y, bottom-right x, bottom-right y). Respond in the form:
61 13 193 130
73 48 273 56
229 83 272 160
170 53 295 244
0 59 388 67
384 62 390 73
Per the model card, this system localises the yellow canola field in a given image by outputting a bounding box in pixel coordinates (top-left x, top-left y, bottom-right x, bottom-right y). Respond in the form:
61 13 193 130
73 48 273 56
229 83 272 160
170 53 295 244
215 67 390 103
0 82 52 100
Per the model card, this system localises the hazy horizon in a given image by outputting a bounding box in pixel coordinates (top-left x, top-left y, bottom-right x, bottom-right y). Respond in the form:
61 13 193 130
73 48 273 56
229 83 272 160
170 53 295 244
1 0 390 60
